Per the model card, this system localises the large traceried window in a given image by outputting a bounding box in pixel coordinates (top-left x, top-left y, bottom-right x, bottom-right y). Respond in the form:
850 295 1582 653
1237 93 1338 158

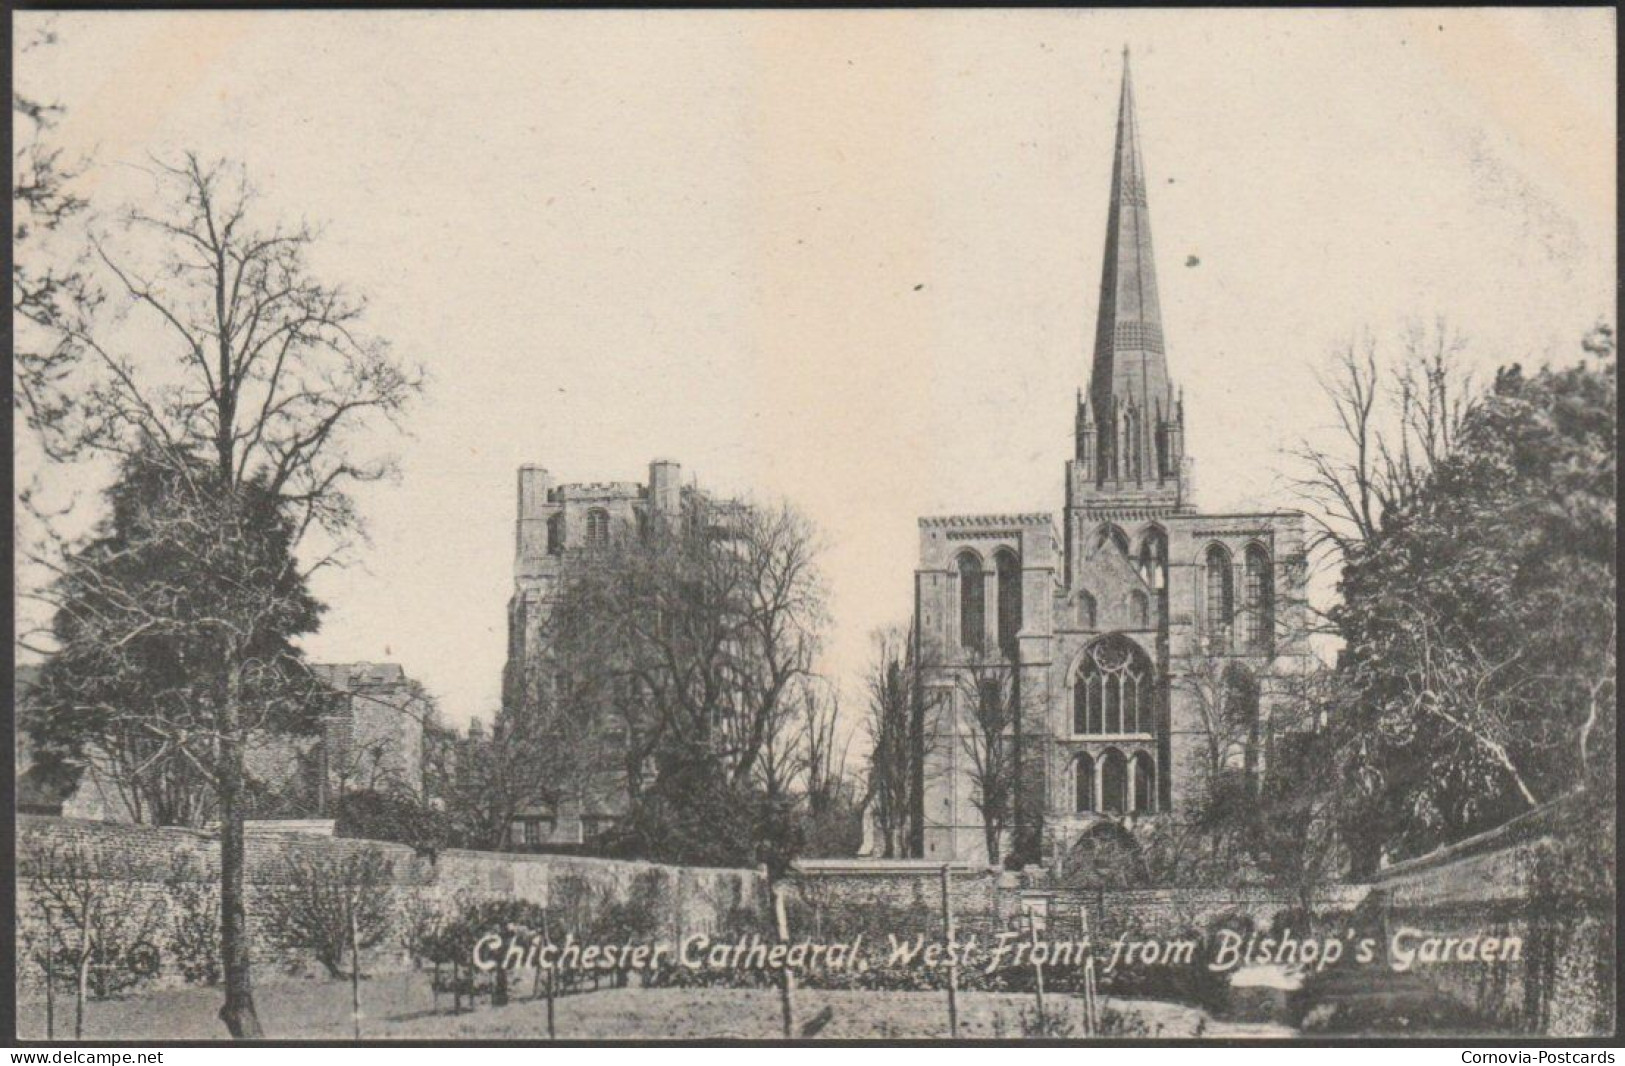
1204 544 1234 649
995 549 1022 658
1243 544 1274 652
1073 635 1154 736
586 508 610 550
957 552 984 652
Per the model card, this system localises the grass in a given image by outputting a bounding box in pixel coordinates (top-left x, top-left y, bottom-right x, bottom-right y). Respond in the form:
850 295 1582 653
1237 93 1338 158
15 971 1272 1040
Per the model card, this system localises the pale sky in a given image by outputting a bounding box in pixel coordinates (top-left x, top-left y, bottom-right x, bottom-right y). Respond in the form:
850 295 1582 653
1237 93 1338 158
13 9 1616 732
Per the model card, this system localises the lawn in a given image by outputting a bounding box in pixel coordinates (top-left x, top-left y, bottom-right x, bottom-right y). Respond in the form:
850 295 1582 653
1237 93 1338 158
15 972 1285 1040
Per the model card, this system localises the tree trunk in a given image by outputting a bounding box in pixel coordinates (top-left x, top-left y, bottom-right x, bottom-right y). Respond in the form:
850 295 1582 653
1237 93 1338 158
349 899 362 1040
217 661 264 1039
44 951 56 1039
907 652 926 858
75 931 90 1040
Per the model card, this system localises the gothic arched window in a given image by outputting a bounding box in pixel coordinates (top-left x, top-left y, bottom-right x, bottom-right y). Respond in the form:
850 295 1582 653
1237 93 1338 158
1076 589 1097 629
995 549 1022 659
957 552 984 652
1130 590 1150 629
1204 544 1234 649
1095 524 1130 557
1073 635 1153 736
1137 527 1168 590
1225 663 1263 788
1074 754 1095 813
547 512 565 555
1101 749 1128 814
586 508 610 550
1132 752 1157 813
1243 544 1274 652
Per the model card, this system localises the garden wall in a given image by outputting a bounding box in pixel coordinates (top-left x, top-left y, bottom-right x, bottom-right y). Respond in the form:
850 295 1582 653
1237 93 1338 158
791 797 1614 1036
15 814 768 992
785 859 1361 945
1362 797 1614 1037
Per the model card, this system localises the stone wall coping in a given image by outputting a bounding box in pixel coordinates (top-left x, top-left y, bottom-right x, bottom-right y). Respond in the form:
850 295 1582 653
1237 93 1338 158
792 858 984 876
17 814 764 880
1366 792 1581 885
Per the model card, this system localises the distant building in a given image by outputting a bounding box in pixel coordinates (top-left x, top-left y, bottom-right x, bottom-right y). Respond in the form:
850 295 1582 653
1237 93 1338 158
15 660 429 824
500 459 729 849
912 55 1310 867
306 662 429 803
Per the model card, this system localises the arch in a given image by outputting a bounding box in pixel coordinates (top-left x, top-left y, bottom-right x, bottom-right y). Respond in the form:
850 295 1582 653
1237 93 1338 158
956 551 985 652
1059 821 1149 889
1243 543 1274 652
1203 543 1234 648
1073 753 1095 813
1224 662 1263 788
1129 589 1150 629
1094 524 1130 557
586 507 610 550
1137 526 1168 590
1100 748 1128 814
1132 752 1157 813
1073 634 1154 736
995 548 1022 658
1076 589 1097 629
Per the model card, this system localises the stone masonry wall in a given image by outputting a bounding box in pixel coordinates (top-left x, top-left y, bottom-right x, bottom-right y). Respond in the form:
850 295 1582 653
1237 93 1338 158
792 796 1614 1038
1363 800 1614 1037
15 815 767 992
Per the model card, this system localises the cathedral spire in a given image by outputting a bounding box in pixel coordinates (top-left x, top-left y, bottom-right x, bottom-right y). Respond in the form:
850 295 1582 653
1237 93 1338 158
1088 48 1171 452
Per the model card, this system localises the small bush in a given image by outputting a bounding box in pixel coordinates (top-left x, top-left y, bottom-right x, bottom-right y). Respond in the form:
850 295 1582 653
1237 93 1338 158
164 856 220 986
260 846 395 978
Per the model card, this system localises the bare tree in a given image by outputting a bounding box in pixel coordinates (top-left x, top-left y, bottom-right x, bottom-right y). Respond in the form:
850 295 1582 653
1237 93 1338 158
12 22 92 416
441 684 602 852
758 677 860 857
861 623 940 858
543 495 828 828
954 659 1031 868
1288 320 1477 575
16 155 421 1038
21 836 165 1039
260 847 394 1039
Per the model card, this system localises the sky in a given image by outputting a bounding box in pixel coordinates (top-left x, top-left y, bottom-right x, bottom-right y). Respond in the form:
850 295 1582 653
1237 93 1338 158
13 9 1616 732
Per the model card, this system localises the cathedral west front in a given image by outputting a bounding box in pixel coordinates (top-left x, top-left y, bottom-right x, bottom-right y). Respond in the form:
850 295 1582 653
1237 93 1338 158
913 53 1310 867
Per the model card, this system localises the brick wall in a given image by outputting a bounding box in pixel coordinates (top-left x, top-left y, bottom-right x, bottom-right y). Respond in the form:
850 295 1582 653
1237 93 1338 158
15 815 766 991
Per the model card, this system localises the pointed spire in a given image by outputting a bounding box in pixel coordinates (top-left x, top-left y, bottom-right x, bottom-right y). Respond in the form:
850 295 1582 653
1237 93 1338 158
1088 47 1173 479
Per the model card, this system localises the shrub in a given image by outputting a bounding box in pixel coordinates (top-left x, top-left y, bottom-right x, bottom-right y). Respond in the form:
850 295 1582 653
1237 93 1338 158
260 846 395 978
334 789 451 856
164 855 220 986
21 837 165 1038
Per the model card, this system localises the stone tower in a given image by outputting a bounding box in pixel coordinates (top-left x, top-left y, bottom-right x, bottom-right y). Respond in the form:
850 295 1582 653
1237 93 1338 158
500 458 691 847
911 52 1309 869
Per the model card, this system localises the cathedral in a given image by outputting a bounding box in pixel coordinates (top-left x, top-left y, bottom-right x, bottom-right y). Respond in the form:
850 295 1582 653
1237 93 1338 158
913 54 1309 866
